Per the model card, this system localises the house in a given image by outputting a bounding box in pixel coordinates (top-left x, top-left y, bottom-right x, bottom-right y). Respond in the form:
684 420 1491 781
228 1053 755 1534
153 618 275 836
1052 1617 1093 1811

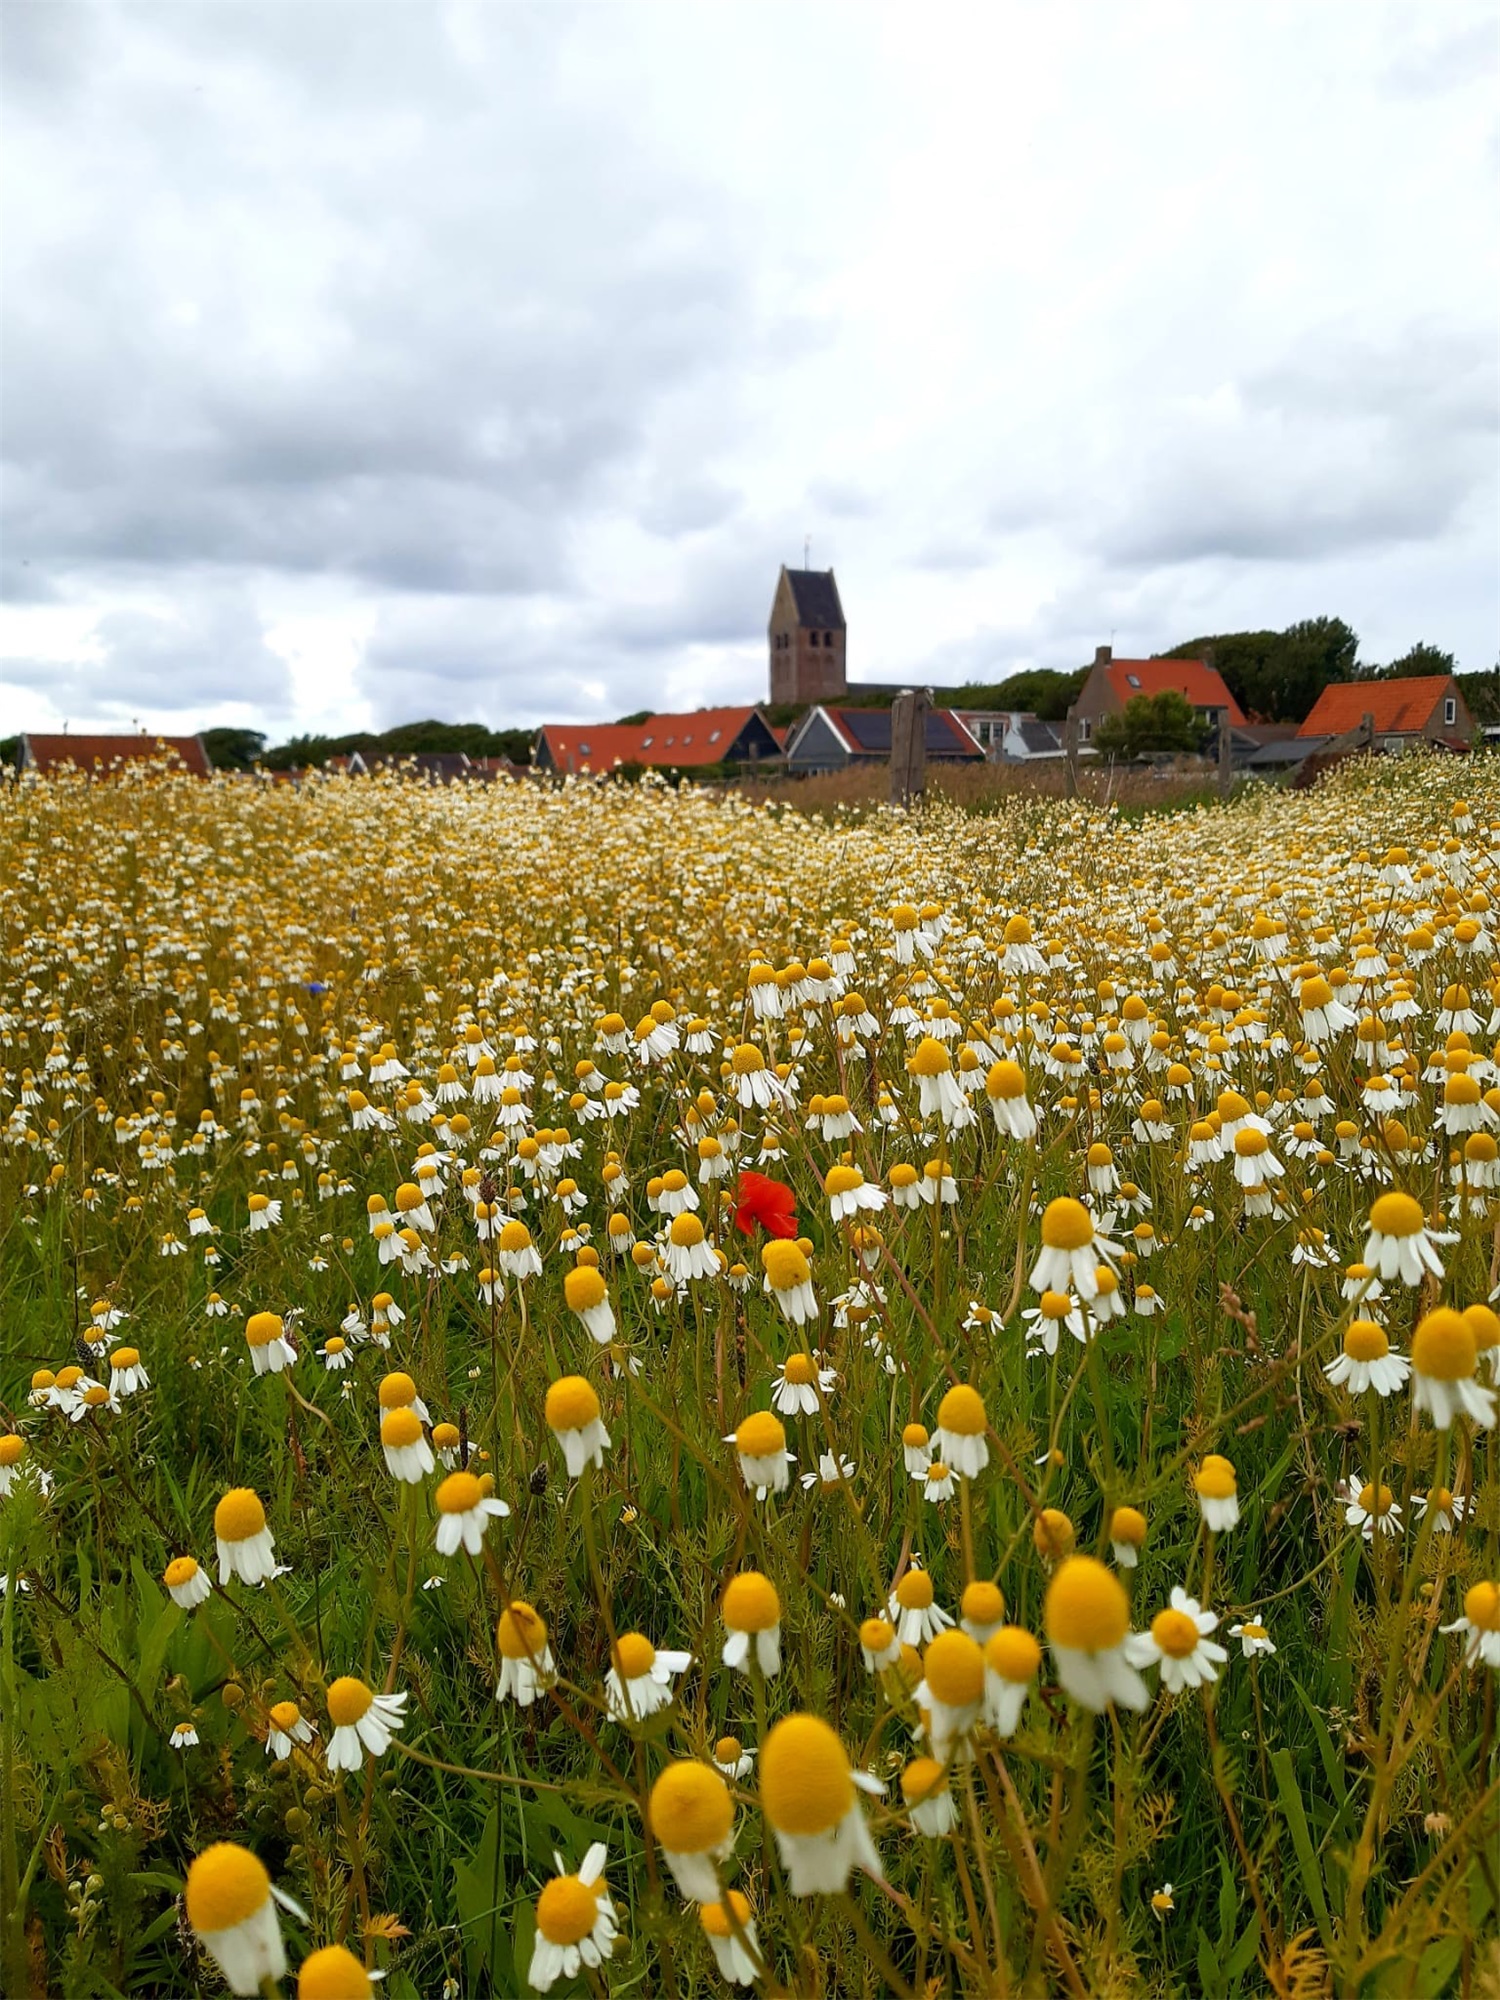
783 704 984 774
1067 646 1246 749
952 710 1064 762
1296 674 1473 751
533 707 782 776
769 567 848 705
18 731 213 778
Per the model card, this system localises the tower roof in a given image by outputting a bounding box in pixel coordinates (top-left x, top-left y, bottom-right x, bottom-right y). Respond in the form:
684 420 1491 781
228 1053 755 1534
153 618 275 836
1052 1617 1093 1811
782 568 845 628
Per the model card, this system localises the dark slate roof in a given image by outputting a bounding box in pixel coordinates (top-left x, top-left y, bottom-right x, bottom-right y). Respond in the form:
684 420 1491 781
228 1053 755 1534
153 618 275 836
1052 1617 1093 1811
832 707 981 758
1015 720 1062 754
784 568 846 628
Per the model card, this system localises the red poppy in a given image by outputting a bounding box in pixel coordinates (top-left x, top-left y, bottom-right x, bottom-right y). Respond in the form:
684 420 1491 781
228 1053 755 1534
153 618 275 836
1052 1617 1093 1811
734 1170 799 1240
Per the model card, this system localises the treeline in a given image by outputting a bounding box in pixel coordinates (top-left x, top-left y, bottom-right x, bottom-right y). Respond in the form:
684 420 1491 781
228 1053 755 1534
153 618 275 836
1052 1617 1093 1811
201 720 535 772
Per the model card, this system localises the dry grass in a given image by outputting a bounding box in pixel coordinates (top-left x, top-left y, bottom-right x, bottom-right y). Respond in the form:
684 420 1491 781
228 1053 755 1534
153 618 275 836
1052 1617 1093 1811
731 757 1236 814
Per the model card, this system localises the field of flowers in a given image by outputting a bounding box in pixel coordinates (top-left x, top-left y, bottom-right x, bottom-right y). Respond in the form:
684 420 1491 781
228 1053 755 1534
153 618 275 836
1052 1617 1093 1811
1 756 1498 1999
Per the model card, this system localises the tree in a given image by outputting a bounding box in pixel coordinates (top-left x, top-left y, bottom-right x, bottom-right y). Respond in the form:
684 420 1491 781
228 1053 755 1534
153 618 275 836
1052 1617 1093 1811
200 727 268 771
956 668 1087 721
1163 617 1358 723
1366 642 1457 681
1094 691 1203 760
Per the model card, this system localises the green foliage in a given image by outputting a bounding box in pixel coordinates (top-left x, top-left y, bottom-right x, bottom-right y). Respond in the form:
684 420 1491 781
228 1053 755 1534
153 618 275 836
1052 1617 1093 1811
1094 689 1204 760
199 727 267 771
951 667 1088 720
1364 641 1458 680
1163 618 1360 723
1459 666 1500 728
261 720 534 770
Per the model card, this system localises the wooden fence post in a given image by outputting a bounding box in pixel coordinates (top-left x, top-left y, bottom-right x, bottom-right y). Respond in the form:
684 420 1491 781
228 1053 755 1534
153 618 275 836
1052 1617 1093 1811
890 689 930 807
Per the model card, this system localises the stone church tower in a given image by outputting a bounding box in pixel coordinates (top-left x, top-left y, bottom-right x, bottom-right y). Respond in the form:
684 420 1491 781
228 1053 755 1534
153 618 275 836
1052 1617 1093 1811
768 567 847 705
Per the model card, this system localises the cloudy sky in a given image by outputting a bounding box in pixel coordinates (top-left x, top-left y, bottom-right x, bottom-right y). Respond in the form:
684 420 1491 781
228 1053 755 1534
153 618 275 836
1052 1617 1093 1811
2 2 1496 741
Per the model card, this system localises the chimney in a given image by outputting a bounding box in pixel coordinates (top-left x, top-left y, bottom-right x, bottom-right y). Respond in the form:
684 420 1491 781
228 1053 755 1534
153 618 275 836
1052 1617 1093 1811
1094 645 1112 667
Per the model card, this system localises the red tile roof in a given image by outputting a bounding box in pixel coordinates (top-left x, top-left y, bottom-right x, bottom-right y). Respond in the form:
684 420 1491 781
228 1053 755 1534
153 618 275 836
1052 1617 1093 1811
21 732 212 777
1102 660 1246 724
636 707 769 767
536 723 647 773
1297 675 1461 739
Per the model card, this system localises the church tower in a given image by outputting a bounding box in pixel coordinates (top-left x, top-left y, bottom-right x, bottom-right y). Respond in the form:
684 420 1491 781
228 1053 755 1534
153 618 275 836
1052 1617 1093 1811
768 566 847 705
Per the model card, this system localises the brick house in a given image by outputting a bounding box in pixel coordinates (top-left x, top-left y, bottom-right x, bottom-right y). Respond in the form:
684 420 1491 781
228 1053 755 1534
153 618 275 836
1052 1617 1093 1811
1067 646 1245 749
1297 674 1473 751
783 705 984 774
18 732 213 777
769 567 847 705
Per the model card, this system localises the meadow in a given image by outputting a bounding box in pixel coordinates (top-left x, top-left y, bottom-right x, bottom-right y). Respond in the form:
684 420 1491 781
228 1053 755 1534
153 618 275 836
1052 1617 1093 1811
0 754 1497 1999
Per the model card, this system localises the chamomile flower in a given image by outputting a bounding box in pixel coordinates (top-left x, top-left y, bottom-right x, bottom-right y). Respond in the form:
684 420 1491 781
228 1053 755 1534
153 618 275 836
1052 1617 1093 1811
1109 1506 1148 1568
901 1422 932 1475
107 1347 149 1395
603 1632 692 1722
545 1375 611 1477
299 1946 375 1998
1193 1455 1241 1533
1414 1486 1472 1532
959 1580 1006 1645
1410 1308 1497 1430
1030 1198 1119 1302
700 1893 761 1985
916 1628 985 1758
434 1470 510 1554
901 1758 958 1837
184 1843 302 1995
264 1700 316 1758
1325 1321 1411 1397
164 1555 213 1609
215 1489 277 1587
769 1352 833 1417
762 1240 819 1325
324 1676 406 1771
1044 1555 1149 1712
888 1563 954 1647
562 1263 616 1344
932 1383 989 1477
497 1601 555 1706
529 1844 617 1991
722 1571 782 1676
1363 1191 1446 1286
728 1410 794 1498
1126 1587 1228 1692
1441 1581 1500 1669
760 1713 882 1893
860 1616 901 1671
244 1311 296 1376
380 1407 435 1483
1228 1619 1277 1659
648 1761 735 1901
983 1625 1042 1736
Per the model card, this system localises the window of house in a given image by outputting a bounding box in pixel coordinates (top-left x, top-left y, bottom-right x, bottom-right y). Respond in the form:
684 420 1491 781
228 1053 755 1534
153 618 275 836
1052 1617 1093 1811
809 631 819 646
709 730 721 744
1445 697 1457 725
1078 718 1092 741
1126 673 1141 688
641 736 654 747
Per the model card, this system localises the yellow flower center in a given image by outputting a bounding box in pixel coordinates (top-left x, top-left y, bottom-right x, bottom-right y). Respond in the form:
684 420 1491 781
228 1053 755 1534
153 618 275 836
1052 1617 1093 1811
1358 1482 1394 1516
1411 1309 1476 1382
564 1267 608 1312
214 1488 266 1543
244 1312 283 1347
381 1408 423 1448
699 1892 753 1939
907 1037 952 1078
937 1384 986 1436
536 1874 600 1946
612 1632 658 1680
1044 1555 1129 1652
1151 1608 1202 1659
296 1944 372 2000
961 1581 1004 1625
0 1435 24 1466
378 1373 418 1410
923 1629 984 1705
1033 1508 1075 1558
761 1241 809 1290
497 1602 548 1660
1464 1581 1500 1632
1194 1455 1237 1501
184 1842 270 1934
1040 1198 1093 1251
163 1556 199 1587
722 1571 780 1632
985 1626 1042 1682
436 1472 482 1516
760 1714 854 1835
268 1701 302 1731
1344 1320 1389 1362
649 1762 733 1851
546 1376 601 1432
1368 1191 1424 1239
895 1570 935 1611
736 1411 785 1458
1110 1506 1147 1547
326 1677 373 1727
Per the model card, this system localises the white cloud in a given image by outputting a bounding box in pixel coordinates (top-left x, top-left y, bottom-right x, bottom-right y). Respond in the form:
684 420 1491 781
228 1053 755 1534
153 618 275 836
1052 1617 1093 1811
1 0 1495 741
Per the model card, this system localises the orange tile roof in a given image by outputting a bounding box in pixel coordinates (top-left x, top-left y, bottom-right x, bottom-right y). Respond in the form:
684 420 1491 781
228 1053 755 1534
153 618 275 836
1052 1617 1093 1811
22 733 212 777
1102 660 1246 725
1297 675 1459 739
636 707 766 767
537 723 647 773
